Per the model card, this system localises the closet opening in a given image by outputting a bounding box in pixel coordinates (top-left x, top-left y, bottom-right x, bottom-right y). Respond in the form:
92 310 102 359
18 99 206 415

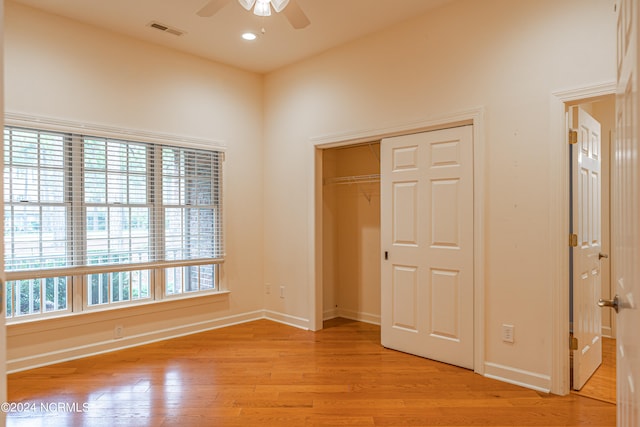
321 141 382 325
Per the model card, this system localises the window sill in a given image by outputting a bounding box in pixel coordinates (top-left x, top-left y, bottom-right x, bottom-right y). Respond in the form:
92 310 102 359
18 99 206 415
6 290 230 335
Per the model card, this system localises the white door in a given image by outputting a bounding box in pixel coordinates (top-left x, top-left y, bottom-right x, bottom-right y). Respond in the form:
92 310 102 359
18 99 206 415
0 0 6 421
0 311 4 427
570 106 603 391
614 0 640 423
381 126 473 370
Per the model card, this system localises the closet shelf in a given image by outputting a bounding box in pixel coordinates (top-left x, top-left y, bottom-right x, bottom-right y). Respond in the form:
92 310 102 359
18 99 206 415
324 174 380 185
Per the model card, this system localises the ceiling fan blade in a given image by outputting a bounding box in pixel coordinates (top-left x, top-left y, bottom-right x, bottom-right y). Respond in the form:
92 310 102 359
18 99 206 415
238 0 256 11
196 0 233 17
271 0 289 13
282 0 310 29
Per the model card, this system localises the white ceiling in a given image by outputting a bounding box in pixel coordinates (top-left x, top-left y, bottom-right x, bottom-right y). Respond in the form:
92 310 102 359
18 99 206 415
10 0 451 73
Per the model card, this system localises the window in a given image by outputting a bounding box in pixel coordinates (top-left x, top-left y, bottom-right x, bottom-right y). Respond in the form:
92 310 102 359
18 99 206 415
4 126 224 320
162 147 223 296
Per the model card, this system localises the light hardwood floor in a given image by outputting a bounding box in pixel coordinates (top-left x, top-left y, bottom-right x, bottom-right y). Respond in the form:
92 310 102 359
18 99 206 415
7 318 615 426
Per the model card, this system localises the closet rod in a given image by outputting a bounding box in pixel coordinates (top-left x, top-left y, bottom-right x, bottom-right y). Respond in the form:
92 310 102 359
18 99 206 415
324 174 380 185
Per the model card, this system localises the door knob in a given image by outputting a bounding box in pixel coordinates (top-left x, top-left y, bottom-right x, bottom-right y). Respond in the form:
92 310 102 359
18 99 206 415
598 295 619 313
599 252 609 260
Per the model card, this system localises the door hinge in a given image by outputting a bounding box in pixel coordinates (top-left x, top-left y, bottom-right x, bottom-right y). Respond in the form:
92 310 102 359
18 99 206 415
569 233 578 247
568 129 578 145
570 335 578 351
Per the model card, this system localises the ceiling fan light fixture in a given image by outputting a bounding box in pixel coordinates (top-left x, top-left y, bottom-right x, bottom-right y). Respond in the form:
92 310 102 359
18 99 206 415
212 0 307 29
253 0 271 16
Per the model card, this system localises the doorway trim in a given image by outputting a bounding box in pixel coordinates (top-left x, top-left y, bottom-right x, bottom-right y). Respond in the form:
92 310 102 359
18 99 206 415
307 106 486 374
549 81 616 395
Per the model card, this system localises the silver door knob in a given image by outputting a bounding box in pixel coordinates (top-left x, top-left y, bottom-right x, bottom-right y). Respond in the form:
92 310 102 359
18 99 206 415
599 252 609 260
598 295 619 313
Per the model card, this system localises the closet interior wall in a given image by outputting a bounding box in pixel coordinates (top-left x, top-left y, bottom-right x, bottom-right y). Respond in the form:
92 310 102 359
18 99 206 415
322 142 381 324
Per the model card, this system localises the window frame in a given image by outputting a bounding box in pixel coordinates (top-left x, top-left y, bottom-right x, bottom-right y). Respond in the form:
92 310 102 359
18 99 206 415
3 116 226 323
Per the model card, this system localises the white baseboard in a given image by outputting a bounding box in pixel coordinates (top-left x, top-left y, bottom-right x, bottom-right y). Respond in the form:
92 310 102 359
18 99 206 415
7 308 378 372
334 308 381 325
323 308 339 321
263 310 310 330
7 310 265 373
602 326 613 338
484 362 551 393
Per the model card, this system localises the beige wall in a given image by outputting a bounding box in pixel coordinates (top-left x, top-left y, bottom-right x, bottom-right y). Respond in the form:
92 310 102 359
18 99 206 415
263 0 616 392
322 144 380 323
5 1 265 370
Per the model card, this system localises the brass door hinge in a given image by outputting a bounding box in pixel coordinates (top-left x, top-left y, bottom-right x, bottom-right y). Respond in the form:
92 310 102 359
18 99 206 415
569 129 578 145
569 233 578 247
570 335 578 351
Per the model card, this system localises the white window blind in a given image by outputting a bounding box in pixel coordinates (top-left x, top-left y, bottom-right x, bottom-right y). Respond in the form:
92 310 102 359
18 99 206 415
83 137 151 267
4 127 71 272
4 126 224 279
162 147 223 262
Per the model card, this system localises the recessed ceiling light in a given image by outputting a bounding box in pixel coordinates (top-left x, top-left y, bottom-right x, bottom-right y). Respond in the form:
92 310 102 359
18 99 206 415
242 32 257 41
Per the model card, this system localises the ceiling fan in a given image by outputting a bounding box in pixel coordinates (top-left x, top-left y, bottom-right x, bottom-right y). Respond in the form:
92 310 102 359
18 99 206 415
197 0 310 29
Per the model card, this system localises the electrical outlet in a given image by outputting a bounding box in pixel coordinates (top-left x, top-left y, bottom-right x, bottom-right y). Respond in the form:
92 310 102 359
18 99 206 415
265 283 271 295
279 285 285 299
114 325 124 339
502 324 514 343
